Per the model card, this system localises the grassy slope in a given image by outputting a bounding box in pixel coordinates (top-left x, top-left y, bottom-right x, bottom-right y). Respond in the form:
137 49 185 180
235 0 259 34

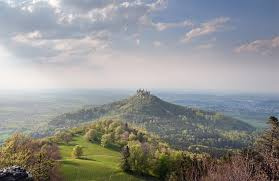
59 136 151 181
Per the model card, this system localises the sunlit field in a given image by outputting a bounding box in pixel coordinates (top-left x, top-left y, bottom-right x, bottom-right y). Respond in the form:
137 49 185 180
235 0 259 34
59 136 153 181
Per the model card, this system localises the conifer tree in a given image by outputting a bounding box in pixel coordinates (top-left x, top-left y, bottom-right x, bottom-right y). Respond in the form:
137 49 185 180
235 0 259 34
257 116 279 181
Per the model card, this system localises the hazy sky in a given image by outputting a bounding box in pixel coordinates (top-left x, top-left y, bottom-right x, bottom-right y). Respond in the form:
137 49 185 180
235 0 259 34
0 0 278 93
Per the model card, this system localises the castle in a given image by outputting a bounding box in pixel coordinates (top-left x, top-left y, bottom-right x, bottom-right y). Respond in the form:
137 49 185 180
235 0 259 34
136 89 150 97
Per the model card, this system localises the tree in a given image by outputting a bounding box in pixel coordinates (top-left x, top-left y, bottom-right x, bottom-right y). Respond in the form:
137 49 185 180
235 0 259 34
128 142 151 175
85 129 99 142
72 145 83 159
31 152 55 181
168 153 206 181
120 146 131 172
203 153 266 181
0 133 59 181
101 134 112 147
154 153 171 179
256 116 279 180
257 116 279 155
203 117 279 181
53 131 73 144
128 133 137 141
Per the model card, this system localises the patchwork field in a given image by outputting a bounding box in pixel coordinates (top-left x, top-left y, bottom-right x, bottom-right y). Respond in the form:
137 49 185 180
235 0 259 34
59 136 153 181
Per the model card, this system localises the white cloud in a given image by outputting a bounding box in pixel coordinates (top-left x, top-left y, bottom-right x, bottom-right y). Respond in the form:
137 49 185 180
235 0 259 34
11 30 110 59
234 36 279 55
148 0 168 11
181 17 230 43
155 21 193 31
136 39 140 45
0 0 170 61
48 0 60 8
196 43 214 49
140 15 192 31
153 41 162 47
271 36 279 48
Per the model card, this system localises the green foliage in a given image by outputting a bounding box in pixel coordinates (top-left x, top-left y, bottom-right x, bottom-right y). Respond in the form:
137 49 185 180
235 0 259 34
72 145 83 158
0 133 60 181
257 116 279 155
51 131 73 144
213 112 225 121
120 146 131 172
127 141 152 175
129 133 137 141
153 153 171 179
168 153 207 181
101 134 112 147
85 129 99 143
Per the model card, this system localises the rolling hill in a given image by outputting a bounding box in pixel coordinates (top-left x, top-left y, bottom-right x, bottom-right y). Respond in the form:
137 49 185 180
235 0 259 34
49 90 255 151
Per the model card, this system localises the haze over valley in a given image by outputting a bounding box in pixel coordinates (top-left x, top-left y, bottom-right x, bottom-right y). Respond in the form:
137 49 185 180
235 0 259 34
0 0 278 180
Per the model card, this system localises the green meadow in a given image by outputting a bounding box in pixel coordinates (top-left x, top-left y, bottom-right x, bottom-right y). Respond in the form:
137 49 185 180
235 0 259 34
59 136 153 181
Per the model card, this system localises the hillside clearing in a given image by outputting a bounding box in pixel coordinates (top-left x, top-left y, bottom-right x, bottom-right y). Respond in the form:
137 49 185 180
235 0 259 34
59 135 154 181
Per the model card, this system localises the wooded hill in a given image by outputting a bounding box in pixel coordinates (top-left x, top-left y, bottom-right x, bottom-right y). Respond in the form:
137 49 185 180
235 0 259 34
49 90 255 154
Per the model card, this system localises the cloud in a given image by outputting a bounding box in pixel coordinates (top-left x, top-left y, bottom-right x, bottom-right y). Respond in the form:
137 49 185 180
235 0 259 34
147 0 168 12
140 15 192 31
234 36 279 55
0 0 172 62
181 17 230 43
196 43 214 49
136 39 141 45
50 0 114 11
153 41 163 47
9 30 110 59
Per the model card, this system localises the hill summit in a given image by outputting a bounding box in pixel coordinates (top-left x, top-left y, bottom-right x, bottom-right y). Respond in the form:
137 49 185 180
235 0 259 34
49 90 255 153
116 89 188 118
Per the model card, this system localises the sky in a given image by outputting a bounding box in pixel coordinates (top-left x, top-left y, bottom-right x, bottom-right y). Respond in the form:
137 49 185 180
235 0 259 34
0 0 278 93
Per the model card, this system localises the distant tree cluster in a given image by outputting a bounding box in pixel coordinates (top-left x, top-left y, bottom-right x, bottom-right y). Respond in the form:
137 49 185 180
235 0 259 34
82 119 154 148
50 130 74 144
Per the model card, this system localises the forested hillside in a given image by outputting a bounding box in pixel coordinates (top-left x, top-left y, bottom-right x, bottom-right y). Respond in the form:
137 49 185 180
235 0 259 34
1 117 278 181
54 119 205 180
48 90 255 155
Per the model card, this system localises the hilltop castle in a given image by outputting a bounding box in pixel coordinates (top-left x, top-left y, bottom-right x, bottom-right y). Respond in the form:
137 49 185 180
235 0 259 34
136 89 150 98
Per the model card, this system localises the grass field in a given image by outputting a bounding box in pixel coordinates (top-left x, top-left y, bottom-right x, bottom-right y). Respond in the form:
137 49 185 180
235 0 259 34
59 136 154 181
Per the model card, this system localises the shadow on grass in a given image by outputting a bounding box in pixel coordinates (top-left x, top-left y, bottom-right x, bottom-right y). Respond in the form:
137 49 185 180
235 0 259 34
79 157 97 162
105 143 121 152
58 142 76 146
114 170 159 181
129 174 159 181
60 160 79 166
